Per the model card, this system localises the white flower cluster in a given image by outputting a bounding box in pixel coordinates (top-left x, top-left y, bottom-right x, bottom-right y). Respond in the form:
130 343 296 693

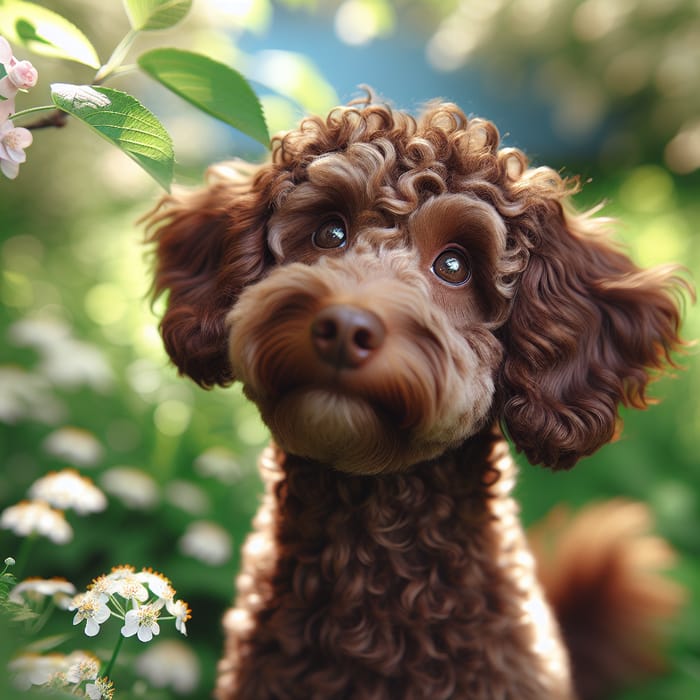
1 468 107 544
70 565 191 641
9 649 102 692
0 35 37 179
9 576 76 609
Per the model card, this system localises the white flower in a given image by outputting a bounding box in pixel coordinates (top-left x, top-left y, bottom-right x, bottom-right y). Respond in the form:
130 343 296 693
8 316 73 348
70 591 111 637
164 479 210 515
179 520 232 566
9 316 114 390
0 365 65 425
42 427 104 468
8 653 66 690
100 467 159 509
121 600 164 642
9 577 76 609
109 571 149 603
136 568 175 601
41 336 114 390
85 676 114 700
29 469 107 515
194 446 243 483
167 598 191 636
135 640 200 694
0 119 32 179
64 651 100 683
0 500 73 543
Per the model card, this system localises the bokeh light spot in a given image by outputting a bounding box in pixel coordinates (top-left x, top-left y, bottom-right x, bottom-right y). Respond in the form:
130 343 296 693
84 283 128 326
235 414 268 446
334 0 394 46
618 165 675 214
634 214 689 267
154 399 192 436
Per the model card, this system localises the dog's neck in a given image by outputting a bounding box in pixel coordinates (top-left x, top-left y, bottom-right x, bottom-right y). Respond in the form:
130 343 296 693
274 427 501 536
232 427 573 698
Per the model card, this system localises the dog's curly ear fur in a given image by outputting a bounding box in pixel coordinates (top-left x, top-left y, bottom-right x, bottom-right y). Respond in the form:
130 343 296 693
146 165 273 387
499 200 690 469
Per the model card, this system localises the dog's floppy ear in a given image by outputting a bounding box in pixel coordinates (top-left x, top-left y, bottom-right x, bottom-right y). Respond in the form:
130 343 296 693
499 199 689 469
147 164 273 387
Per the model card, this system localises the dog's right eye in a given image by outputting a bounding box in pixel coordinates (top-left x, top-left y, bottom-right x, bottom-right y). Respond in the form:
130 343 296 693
432 248 471 286
313 219 347 250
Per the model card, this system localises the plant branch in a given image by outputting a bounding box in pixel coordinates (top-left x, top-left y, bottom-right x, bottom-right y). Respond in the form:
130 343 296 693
18 108 69 131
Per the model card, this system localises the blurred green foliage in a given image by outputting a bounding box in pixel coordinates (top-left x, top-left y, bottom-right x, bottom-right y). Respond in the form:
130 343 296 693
1 1 699 698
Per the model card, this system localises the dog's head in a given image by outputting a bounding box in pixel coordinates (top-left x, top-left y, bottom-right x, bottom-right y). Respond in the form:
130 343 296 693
148 100 688 474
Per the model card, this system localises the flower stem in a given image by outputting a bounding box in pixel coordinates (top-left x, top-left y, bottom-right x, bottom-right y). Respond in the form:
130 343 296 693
94 29 139 84
102 631 125 679
13 533 36 579
10 104 58 121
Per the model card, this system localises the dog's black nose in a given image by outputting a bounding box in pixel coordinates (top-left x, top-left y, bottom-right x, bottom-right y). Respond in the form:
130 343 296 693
311 304 386 369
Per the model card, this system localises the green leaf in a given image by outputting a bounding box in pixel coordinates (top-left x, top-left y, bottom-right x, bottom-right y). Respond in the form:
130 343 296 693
0 0 100 68
122 0 192 31
138 48 269 146
50 83 174 191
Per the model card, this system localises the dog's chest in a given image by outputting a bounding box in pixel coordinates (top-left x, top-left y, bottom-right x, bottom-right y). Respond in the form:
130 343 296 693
231 441 574 699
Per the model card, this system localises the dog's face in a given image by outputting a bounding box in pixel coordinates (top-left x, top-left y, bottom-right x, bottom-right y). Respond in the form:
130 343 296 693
227 150 512 472
149 101 686 474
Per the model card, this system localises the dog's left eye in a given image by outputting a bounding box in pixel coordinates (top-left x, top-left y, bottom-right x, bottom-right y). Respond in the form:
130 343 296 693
432 248 471 286
313 219 347 250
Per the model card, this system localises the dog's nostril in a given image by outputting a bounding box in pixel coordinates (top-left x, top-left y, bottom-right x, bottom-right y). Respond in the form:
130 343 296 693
311 304 385 369
313 319 339 341
353 328 373 351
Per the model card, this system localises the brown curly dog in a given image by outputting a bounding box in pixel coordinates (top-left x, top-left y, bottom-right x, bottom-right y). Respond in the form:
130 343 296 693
148 98 689 700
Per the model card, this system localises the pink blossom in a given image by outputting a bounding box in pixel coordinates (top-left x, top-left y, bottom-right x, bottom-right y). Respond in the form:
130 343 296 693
0 36 38 121
0 37 12 65
0 120 33 179
7 60 38 90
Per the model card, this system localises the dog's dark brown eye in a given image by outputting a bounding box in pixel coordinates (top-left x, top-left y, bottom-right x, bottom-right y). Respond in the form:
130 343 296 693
313 219 347 250
432 249 471 286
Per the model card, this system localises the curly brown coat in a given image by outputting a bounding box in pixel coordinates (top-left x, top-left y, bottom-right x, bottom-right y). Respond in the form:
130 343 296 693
148 98 689 699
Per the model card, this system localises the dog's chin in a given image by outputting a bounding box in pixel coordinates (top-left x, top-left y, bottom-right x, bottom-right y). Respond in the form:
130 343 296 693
254 388 446 475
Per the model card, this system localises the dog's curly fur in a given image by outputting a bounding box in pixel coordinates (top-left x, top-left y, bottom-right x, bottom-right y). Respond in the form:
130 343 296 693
148 98 689 699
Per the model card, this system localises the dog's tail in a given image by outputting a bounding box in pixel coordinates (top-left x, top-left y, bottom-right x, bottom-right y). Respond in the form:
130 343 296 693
528 500 684 700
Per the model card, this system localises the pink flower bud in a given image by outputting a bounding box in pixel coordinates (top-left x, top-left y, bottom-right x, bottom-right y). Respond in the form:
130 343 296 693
8 60 38 90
